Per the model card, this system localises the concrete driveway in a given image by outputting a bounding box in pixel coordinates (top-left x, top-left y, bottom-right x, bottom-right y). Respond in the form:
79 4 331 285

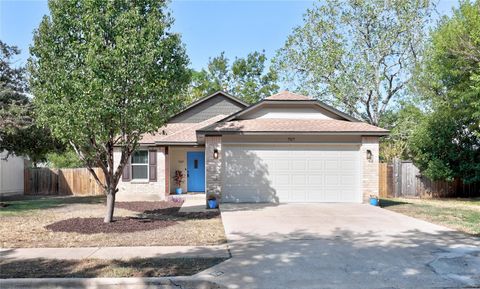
197 203 480 289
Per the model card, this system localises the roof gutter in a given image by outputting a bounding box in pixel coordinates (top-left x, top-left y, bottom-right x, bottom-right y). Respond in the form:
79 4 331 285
196 131 389 136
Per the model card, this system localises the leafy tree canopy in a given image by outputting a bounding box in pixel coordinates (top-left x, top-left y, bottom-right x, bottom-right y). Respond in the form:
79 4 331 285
188 51 279 104
0 40 61 164
274 0 433 125
46 149 83 168
409 0 480 183
0 41 30 131
29 0 190 222
379 103 424 162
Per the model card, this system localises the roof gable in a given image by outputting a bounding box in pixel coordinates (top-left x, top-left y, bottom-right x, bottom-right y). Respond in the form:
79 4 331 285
168 91 248 123
265 91 312 101
222 92 359 123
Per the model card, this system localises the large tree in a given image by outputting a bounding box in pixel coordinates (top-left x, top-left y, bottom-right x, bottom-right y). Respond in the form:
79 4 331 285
378 103 424 162
409 0 480 183
188 51 279 104
29 0 190 222
274 0 432 125
0 40 61 164
0 41 30 131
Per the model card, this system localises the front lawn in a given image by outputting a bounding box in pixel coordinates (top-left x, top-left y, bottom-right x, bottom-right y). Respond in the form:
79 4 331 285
0 257 227 278
0 196 226 248
381 198 480 236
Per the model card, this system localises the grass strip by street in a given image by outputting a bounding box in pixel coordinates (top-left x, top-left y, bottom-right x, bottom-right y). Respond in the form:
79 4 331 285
381 198 480 236
0 257 227 278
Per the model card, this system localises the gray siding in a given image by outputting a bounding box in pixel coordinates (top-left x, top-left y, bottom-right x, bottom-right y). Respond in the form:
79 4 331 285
169 94 245 123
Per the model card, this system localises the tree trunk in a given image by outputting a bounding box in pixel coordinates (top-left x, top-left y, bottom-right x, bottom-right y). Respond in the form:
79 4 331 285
104 189 116 223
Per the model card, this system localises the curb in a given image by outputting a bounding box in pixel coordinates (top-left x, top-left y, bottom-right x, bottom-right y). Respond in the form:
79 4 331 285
0 276 225 289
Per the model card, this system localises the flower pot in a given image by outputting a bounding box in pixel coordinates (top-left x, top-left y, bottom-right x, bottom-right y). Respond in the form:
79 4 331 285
370 197 379 206
207 199 217 209
175 188 183 195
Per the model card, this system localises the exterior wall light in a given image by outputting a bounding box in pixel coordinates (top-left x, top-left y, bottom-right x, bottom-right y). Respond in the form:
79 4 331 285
366 149 372 161
213 149 219 159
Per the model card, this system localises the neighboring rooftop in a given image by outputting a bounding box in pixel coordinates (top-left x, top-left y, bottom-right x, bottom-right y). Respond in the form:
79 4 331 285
265 91 313 101
198 119 389 134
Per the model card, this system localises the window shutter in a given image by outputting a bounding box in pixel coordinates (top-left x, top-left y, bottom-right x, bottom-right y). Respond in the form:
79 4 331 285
122 156 131 182
149 150 157 182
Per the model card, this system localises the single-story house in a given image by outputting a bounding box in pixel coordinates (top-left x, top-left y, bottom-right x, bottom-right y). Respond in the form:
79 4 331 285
114 91 388 203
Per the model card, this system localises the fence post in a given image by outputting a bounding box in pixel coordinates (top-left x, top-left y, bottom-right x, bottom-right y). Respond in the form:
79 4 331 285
393 158 402 198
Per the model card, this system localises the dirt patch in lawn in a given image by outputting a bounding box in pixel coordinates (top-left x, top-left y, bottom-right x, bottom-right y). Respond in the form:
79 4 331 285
45 217 177 234
0 257 228 278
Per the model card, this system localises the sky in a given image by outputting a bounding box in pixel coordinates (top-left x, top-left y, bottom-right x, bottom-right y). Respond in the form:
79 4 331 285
0 0 459 71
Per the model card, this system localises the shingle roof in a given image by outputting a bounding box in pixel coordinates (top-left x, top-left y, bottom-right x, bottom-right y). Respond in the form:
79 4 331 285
198 119 389 134
265 91 312 101
139 115 226 144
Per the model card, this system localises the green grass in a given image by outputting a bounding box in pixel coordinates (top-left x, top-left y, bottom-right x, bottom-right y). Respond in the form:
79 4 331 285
0 195 104 216
381 197 480 236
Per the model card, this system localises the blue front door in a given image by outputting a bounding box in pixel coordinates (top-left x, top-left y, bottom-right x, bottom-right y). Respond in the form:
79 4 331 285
187 151 205 192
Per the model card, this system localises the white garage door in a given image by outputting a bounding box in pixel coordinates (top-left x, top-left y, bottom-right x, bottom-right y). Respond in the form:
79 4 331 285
222 144 361 203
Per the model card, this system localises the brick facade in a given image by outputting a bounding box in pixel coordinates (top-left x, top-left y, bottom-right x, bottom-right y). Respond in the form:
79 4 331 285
205 136 222 200
114 147 166 201
360 136 380 202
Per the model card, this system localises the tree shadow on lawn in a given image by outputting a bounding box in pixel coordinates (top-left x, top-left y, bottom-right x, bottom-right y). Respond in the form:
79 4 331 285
0 257 228 278
0 195 104 215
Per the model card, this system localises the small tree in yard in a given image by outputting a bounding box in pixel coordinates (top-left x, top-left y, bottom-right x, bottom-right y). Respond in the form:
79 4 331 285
29 0 190 222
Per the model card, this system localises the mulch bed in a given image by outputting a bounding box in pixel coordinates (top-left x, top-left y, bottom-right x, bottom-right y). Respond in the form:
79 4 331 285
44 200 220 234
0 257 228 278
116 200 184 215
176 211 220 219
45 217 177 234
115 200 220 219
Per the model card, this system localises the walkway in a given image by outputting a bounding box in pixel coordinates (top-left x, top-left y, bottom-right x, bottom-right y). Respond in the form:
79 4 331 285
0 244 229 260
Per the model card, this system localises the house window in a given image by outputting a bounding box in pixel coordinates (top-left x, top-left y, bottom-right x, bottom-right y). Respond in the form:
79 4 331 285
131 150 148 180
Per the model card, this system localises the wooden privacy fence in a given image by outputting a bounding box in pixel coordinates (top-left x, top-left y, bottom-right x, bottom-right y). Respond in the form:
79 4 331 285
24 167 105 196
378 160 479 198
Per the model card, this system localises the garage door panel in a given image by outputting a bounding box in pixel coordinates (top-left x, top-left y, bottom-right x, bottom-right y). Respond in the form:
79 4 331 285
307 175 324 185
292 160 307 170
272 174 290 186
307 160 323 170
222 145 361 203
291 174 307 185
274 160 290 170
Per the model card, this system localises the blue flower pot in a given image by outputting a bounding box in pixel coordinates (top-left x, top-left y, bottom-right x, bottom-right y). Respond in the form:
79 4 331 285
175 188 183 195
208 199 217 209
370 197 379 206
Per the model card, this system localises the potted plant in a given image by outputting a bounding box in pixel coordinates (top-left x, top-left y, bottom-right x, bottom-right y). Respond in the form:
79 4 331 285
207 194 217 209
173 170 185 195
369 194 379 206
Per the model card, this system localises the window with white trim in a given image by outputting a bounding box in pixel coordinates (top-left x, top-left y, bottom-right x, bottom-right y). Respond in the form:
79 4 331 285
131 150 148 180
